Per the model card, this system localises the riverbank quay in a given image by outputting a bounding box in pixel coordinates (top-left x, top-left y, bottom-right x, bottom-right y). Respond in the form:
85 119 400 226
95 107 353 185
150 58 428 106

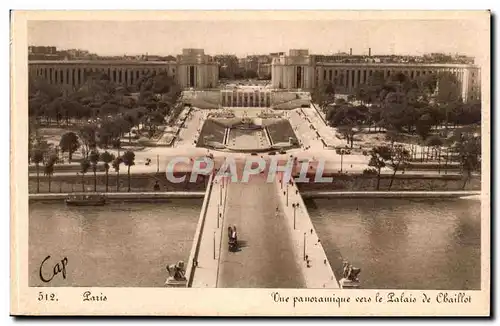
28 190 480 203
29 169 480 194
28 159 480 196
29 172 208 194
300 190 481 199
29 191 206 202
296 173 480 192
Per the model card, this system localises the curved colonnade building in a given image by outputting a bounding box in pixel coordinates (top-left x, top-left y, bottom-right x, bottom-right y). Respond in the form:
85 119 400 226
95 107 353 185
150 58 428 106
271 49 481 102
28 48 219 90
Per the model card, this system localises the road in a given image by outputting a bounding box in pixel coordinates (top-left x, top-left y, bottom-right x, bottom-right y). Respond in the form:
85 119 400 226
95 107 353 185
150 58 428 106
175 109 206 148
216 173 305 288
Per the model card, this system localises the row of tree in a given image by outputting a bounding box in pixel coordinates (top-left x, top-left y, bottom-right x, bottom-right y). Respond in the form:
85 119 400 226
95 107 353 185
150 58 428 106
29 70 182 134
31 144 136 193
313 71 480 149
365 130 481 190
29 70 183 163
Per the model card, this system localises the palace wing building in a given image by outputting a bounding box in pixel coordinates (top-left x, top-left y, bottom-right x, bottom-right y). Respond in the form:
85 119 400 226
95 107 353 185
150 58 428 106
28 48 219 90
271 49 481 102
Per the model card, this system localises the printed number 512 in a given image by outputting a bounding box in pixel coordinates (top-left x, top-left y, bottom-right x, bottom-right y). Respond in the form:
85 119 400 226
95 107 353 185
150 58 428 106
38 292 58 302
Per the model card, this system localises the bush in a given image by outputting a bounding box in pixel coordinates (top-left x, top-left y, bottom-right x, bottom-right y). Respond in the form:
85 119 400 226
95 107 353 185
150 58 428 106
363 168 378 175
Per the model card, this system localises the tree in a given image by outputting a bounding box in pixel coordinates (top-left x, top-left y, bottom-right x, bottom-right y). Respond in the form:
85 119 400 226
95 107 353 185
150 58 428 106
328 105 365 148
436 72 463 132
453 101 481 126
45 97 65 126
98 116 132 149
385 129 399 149
44 155 58 192
354 85 371 104
31 148 45 193
381 91 409 132
418 73 438 99
79 159 91 192
426 135 444 170
453 134 481 189
78 124 97 159
387 145 411 190
416 113 433 160
100 102 120 117
312 83 336 112
59 132 80 163
99 151 115 193
368 105 383 131
89 150 100 192
368 146 391 190
112 156 122 192
29 78 63 123
436 72 462 104
121 151 135 192
146 111 166 136
337 126 358 149
28 122 37 162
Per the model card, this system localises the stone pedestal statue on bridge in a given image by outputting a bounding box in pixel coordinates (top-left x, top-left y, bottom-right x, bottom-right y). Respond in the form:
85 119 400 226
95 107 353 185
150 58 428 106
165 261 187 287
339 260 361 289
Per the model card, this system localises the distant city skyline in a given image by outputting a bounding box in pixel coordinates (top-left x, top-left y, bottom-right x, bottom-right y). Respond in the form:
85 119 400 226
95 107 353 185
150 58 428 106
28 20 483 59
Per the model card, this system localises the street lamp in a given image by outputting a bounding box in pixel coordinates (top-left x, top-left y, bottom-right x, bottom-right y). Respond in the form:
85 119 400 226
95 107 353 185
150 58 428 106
219 182 223 204
292 203 299 230
213 231 216 260
286 183 289 207
339 149 345 173
303 232 306 261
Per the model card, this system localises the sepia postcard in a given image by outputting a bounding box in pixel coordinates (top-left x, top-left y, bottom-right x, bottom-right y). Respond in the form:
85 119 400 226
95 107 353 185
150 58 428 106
10 10 491 316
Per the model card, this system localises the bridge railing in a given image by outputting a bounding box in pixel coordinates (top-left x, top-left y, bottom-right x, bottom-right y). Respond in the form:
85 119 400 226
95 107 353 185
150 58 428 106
185 173 214 287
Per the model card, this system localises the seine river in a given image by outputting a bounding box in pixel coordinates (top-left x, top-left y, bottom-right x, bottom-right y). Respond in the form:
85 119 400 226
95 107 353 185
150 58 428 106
309 198 481 290
29 200 201 287
29 197 480 289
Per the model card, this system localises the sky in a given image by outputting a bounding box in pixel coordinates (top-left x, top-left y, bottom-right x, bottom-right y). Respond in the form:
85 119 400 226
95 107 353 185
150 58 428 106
28 19 486 59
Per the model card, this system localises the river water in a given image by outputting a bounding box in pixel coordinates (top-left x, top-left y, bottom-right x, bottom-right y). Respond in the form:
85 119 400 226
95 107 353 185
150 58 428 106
308 198 481 290
29 198 481 289
29 199 202 287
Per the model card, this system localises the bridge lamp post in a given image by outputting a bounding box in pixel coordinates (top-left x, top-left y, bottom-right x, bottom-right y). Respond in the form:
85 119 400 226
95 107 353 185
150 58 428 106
286 183 289 207
292 203 299 230
303 232 306 261
220 182 222 204
339 149 346 173
213 231 216 260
